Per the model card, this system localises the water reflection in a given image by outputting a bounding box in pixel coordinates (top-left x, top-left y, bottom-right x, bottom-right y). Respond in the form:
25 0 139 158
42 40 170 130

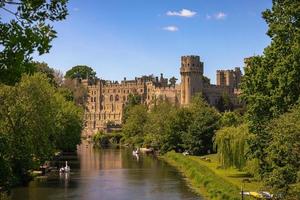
12 141 201 200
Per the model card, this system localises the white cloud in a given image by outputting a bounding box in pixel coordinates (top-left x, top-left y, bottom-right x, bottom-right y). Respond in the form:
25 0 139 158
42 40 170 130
166 9 196 18
206 14 212 20
214 12 227 20
206 12 227 20
163 26 179 32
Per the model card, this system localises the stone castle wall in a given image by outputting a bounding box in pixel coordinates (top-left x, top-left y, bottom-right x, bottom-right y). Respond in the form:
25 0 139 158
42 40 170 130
82 55 242 136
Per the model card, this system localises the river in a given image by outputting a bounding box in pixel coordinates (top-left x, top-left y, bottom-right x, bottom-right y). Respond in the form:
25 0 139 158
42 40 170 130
11 142 201 200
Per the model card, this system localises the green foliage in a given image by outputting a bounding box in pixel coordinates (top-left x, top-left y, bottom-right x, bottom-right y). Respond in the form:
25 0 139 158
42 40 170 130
235 1 300 196
54 94 83 152
65 65 96 79
62 78 88 106
92 131 123 148
122 94 220 155
92 131 110 148
214 125 249 169
182 94 220 155
216 93 234 112
264 104 300 198
220 111 242 127
122 93 142 123
0 73 83 186
32 61 57 86
143 102 177 150
0 0 68 85
242 0 300 160
164 152 240 200
122 104 148 146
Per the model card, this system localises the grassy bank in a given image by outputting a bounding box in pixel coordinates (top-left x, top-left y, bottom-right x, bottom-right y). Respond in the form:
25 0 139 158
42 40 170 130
163 152 262 200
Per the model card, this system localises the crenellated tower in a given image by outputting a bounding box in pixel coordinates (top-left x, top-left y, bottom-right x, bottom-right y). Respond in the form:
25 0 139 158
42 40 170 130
180 55 204 105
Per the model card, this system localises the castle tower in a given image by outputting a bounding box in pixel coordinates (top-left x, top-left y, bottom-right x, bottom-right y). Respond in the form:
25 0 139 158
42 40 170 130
180 55 204 105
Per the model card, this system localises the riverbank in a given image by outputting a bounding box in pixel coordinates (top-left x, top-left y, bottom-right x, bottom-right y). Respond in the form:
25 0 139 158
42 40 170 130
162 152 262 200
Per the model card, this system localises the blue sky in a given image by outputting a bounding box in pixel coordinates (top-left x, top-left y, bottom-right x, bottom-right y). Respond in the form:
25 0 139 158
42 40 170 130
34 0 272 84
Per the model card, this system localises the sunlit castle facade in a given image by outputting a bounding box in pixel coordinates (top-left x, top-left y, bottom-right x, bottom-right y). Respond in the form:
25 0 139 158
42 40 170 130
81 55 242 136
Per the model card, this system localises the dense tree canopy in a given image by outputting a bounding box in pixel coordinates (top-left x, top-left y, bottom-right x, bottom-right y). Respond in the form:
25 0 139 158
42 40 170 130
265 104 300 199
241 0 300 174
0 0 68 85
182 94 220 155
0 73 83 186
65 65 96 79
122 104 148 146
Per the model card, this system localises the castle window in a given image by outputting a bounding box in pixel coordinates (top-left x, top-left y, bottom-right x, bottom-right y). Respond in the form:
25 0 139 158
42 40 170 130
91 97 93 102
94 97 96 102
123 96 126 101
110 95 113 102
115 95 119 101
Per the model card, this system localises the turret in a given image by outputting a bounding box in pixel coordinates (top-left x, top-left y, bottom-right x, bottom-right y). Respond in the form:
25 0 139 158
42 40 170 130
180 55 204 105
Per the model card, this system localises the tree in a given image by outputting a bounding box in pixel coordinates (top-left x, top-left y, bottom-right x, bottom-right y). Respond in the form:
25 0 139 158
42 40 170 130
216 93 234 112
122 105 148 146
62 78 88 106
220 111 242 127
0 73 59 184
265 104 300 199
65 65 96 79
241 0 300 177
182 94 220 155
122 94 142 123
214 124 249 169
32 61 57 86
0 73 83 186
160 106 191 153
143 102 176 149
0 0 68 85
54 94 83 152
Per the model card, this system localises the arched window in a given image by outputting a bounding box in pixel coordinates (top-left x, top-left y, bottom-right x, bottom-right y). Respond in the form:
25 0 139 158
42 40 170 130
115 95 119 101
94 97 96 102
123 96 126 101
110 95 113 102
91 97 93 102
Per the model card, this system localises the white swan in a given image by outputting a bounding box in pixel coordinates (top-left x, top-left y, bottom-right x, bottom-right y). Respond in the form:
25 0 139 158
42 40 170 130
59 161 70 173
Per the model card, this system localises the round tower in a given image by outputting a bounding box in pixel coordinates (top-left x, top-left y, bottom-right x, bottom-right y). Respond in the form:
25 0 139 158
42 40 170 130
180 55 204 105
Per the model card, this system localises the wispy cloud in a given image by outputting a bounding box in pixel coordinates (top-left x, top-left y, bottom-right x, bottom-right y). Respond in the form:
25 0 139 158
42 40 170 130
206 12 227 20
215 12 227 20
166 9 196 18
163 26 179 32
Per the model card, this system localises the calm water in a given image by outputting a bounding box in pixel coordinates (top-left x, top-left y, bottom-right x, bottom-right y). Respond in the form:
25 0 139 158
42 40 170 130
12 141 201 200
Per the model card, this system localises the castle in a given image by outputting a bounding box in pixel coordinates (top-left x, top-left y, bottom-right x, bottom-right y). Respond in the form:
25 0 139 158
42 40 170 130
82 55 242 136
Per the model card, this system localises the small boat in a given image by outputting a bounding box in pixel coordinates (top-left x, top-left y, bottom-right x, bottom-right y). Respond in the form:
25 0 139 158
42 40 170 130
240 191 273 199
59 161 70 173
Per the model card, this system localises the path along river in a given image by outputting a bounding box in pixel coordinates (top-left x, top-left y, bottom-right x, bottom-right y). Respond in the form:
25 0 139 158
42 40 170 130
12 141 202 200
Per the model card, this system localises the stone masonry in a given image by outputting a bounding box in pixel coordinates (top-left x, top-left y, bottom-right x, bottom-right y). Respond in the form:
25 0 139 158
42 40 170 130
81 55 242 136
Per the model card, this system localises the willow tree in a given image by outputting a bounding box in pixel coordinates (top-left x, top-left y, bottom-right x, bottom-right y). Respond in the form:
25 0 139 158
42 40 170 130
214 124 248 169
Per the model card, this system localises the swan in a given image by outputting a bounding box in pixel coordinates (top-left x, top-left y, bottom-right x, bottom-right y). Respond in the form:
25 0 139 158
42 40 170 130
59 161 70 173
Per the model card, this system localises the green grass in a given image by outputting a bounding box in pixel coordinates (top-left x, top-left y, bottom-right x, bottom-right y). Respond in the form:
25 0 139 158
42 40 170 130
163 152 263 200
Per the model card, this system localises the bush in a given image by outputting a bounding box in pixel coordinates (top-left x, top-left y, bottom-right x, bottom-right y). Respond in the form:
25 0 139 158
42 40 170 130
92 131 124 148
